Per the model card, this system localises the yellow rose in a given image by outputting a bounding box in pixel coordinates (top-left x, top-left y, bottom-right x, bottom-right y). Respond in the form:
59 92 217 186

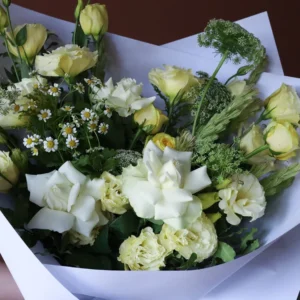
264 121 299 160
35 44 98 77
8 24 47 63
0 151 19 193
80 4 108 39
134 104 168 134
240 125 270 164
149 65 198 102
151 133 175 151
265 84 300 125
0 5 8 33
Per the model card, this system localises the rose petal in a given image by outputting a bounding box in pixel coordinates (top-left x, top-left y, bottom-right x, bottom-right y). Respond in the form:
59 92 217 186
155 200 187 220
130 97 156 110
162 188 193 203
67 183 81 212
143 140 163 165
59 161 86 184
73 211 100 237
84 178 105 200
71 195 96 222
184 166 212 194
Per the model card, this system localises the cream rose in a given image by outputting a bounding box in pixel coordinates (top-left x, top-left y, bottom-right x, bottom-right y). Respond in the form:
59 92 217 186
218 173 266 225
0 151 19 193
265 84 300 125
35 45 98 77
149 65 198 102
118 227 168 270
159 213 218 263
26 161 108 244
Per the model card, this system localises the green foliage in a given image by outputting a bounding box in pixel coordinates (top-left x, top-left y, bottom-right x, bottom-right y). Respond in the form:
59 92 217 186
261 163 300 196
90 226 111 255
247 55 269 85
175 130 195 152
163 251 198 270
15 25 27 47
250 162 275 179
213 242 236 263
178 253 198 270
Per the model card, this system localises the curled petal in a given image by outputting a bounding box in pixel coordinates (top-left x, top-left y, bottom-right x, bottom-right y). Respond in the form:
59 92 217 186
73 211 101 237
71 195 96 222
184 166 212 194
59 161 86 184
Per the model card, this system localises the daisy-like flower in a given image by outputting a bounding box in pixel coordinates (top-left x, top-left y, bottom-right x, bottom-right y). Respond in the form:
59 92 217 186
27 99 37 110
62 123 77 137
84 76 101 88
33 134 42 144
12 104 24 113
48 83 61 97
72 115 81 128
98 123 109 135
43 137 58 153
75 83 85 94
81 108 94 121
73 151 80 158
88 121 98 132
39 84 49 95
23 135 36 148
38 109 52 122
31 147 39 156
104 106 112 118
66 136 79 149
61 105 74 113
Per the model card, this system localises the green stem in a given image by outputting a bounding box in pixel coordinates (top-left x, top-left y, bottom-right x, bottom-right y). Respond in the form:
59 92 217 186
192 50 229 136
164 103 174 133
129 127 143 150
73 17 79 45
225 73 237 85
94 132 101 147
86 130 92 149
0 172 14 187
245 144 269 159
60 90 76 107
58 150 65 163
2 34 20 81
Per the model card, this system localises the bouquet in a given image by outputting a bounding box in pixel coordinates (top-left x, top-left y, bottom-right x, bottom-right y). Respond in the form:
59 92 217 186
1 0 300 289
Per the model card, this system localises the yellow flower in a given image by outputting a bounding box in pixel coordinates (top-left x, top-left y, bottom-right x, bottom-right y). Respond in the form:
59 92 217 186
265 84 300 125
134 104 168 134
151 133 175 151
0 151 19 193
264 121 299 160
0 5 8 33
35 44 98 77
80 4 108 40
149 65 198 102
8 24 47 63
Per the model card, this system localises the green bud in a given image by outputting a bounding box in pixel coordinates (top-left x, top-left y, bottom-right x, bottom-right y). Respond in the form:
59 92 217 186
215 178 232 190
11 149 28 173
74 0 84 19
207 212 222 224
236 65 254 76
2 0 11 7
197 192 219 210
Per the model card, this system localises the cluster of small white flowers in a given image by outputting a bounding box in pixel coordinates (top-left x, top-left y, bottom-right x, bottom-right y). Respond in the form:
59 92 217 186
86 146 104 154
23 134 42 149
48 83 61 97
38 109 52 122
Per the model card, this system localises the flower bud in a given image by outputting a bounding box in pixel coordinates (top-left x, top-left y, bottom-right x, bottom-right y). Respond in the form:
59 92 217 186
236 65 253 76
0 5 8 32
11 148 28 173
227 80 247 97
0 151 19 193
8 24 47 63
80 4 108 40
151 133 175 151
134 104 168 134
2 0 10 7
74 0 84 19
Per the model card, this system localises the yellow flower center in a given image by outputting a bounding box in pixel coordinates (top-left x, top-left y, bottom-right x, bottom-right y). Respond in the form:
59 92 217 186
65 127 73 134
47 141 54 148
64 106 71 111
26 138 33 145
41 112 49 119
89 123 97 130
100 127 107 133
32 148 38 154
87 79 93 85
84 112 91 118
51 87 59 93
33 84 39 89
14 105 20 112
68 140 76 147
162 138 174 148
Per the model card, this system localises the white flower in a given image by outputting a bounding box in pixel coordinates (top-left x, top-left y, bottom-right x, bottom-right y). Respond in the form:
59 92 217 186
62 123 77 137
43 137 58 153
31 147 39 156
218 173 266 225
118 227 168 270
159 213 218 263
0 151 19 193
84 76 101 88
66 136 79 149
100 172 129 214
33 134 42 144
88 121 98 132
81 108 94 121
104 106 112 118
48 83 61 97
12 104 24 113
75 83 85 94
38 109 52 122
90 77 156 117
122 141 212 229
26 161 108 243
61 105 74 112
23 135 36 149
98 123 109 135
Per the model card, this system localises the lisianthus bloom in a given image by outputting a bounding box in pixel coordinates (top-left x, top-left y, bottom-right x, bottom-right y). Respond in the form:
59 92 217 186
0 151 19 193
118 227 168 270
91 77 155 117
26 161 108 244
264 121 299 160
218 173 266 225
122 141 212 229
159 213 218 263
265 84 300 125
149 65 198 102
35 45 98 77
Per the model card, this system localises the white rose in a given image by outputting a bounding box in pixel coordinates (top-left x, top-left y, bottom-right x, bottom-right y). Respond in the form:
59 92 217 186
159 213 218 263
26 161 108 243
91 77 155 117
118 227 168 270
100 171 129 214
35 45 98 77
122 141 212 229
218 173 266 225
0 151 19 193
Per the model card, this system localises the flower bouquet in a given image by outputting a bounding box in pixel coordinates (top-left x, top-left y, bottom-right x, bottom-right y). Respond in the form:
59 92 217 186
1 1 300 299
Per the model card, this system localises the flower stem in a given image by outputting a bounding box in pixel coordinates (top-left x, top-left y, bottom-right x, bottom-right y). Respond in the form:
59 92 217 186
58 150 65 163
245 144 269 159
94 131 101 147
129 127 143 150
73 18 79 45
192 50 229 136
225 74 237 85
164 103 174 133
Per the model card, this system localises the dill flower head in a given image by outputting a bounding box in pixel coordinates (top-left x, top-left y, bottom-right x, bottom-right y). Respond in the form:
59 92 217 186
114 149 142 174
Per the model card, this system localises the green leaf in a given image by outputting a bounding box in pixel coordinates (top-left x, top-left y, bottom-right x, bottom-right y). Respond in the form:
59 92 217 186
73 24 86 48
12 193 29 228
15 25 27 47
243 239 260 254
178 253 198 270
21 231 38 248
250 162 275 179
90 225 111 254
240 228 257 251
213 242 236 263
0 208 14 223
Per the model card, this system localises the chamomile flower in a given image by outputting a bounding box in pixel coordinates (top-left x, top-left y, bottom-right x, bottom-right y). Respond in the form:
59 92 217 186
27 99 37 110
23 135 36 148
84 76 101 88
12 104 24 113
66 136 79 149
75 83 85 94
38 109 52 122
98 123 109 135
88 121 98 132
104 106 112 118
39 84 49 95
86 146 104 154
48 83 61 97
72 115 82 128
61 105 74 113
43 137 58 153
33 134 42 144
62 123 77 137
81 108 94 121
31 147 39 156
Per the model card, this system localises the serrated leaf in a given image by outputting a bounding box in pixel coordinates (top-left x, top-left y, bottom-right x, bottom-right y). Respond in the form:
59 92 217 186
240 228 257 251
213 242 236 262
15 25 27 47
